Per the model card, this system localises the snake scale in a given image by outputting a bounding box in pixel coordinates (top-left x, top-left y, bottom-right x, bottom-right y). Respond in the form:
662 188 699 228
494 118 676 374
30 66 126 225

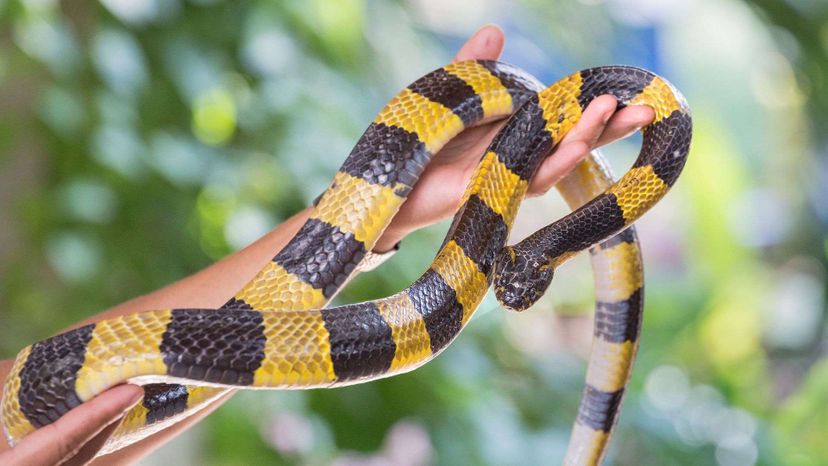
1 60 691 464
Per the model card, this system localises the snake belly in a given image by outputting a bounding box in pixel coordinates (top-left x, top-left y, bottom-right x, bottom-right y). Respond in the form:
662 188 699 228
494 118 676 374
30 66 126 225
1 62 691 465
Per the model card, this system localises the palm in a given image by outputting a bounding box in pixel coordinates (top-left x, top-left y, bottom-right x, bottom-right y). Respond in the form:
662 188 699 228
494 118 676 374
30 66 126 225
393 120 507 233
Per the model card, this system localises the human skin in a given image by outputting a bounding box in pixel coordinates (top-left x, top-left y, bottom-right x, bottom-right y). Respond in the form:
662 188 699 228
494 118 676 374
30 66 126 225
0 25 654 465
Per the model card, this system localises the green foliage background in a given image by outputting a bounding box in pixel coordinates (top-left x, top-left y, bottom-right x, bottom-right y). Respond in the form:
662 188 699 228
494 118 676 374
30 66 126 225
0 0 826 465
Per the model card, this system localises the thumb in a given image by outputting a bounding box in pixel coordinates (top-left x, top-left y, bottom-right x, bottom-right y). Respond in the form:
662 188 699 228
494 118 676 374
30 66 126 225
1 384 143 466
453 24 505 62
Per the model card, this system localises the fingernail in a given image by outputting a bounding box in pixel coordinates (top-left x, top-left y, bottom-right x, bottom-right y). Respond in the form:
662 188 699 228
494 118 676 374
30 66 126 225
119 385 144 408
481 27 494 47
602 111 612 124
475 24 500 49
128 389 144 405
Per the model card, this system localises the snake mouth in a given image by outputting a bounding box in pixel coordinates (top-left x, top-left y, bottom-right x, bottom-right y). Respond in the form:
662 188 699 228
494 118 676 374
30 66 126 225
494 282 542 312
493 253 555 312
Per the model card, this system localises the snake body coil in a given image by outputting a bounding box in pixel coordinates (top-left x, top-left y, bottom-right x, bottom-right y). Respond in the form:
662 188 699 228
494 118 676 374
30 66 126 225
1 61 691 465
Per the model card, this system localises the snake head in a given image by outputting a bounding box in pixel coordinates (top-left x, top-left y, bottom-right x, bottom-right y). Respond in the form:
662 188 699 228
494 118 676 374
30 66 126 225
493 246 555 312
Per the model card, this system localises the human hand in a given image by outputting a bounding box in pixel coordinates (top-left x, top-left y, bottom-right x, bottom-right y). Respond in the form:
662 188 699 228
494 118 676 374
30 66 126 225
374 25 655 251
0 384 143 466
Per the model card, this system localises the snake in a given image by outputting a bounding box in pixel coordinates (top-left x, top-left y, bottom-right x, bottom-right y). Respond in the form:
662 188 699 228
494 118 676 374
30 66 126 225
1 60 691 465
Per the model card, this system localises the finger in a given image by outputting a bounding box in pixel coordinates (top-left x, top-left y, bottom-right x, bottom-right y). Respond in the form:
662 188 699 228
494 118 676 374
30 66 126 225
528 140 591 196
453 24 504 62
596 105 654 147
89 390 237 466
4 384 143 466
528 96 617 195
61 415 125 466
557 95 617 148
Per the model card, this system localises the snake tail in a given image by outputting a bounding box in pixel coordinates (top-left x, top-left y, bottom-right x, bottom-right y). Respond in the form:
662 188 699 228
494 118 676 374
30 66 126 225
556 157 646 466
494 67 691 465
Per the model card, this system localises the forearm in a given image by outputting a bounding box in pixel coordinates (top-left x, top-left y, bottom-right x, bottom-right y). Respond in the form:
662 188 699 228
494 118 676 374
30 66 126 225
89 207 317 463
1 202 411 464
77 202 403 328
76 207 314 328
0 207 314 462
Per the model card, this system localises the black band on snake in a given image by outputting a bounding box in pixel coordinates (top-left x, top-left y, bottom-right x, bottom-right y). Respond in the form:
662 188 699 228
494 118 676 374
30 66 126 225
1 60 691 465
